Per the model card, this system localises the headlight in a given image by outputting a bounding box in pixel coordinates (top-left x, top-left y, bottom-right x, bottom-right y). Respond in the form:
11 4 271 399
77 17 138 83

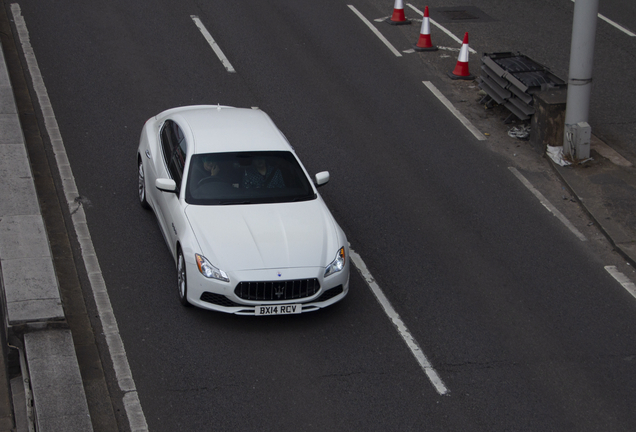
195 254 229 282
324 247 345 278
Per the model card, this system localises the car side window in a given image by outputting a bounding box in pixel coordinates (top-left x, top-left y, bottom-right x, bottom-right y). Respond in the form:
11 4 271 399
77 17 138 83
160 121 174 168
160 120 187 191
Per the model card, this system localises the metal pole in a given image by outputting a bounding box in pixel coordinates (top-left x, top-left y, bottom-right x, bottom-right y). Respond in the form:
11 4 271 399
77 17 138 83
563 0 599 160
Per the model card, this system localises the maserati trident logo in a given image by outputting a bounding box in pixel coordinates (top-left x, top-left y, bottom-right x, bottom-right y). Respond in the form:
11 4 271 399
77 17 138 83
274 272 284 298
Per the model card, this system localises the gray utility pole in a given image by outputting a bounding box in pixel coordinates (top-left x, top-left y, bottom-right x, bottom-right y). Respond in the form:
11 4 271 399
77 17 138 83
563 0 600 160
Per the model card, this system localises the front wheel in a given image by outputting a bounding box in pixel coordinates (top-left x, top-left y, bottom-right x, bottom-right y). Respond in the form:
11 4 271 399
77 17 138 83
138 157 150 209
177 250 192 307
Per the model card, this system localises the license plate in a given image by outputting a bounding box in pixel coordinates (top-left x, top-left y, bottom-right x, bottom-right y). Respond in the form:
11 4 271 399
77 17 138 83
255 304 302 316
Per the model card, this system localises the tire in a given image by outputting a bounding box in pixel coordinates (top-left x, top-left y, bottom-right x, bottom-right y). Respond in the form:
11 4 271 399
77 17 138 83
177 250 192 307
138 157 150 209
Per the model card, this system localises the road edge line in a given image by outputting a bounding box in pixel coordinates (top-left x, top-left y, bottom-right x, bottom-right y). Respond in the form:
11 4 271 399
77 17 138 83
509 167 587 242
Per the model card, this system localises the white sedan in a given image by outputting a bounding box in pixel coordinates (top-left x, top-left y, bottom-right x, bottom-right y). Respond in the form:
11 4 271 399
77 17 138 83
137 105 349 315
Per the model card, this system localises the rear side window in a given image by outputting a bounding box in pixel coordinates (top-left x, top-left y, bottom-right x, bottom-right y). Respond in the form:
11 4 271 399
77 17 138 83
160 120 187 190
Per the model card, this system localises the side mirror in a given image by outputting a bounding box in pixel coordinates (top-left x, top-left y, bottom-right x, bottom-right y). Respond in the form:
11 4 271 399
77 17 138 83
156 178 177 193
314 171 330 187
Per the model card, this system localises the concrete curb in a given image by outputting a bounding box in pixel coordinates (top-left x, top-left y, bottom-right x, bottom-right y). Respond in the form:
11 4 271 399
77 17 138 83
548 154 636 268
0 38 93 431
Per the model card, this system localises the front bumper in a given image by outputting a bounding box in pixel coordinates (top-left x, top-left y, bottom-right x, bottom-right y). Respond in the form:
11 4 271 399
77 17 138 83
185 262 350 315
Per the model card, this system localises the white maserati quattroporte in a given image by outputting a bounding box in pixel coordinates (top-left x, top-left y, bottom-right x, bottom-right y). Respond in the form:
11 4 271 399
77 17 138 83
137 105 349 315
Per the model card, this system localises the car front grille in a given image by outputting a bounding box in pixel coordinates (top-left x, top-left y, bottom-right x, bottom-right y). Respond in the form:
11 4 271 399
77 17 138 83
234 278 320 301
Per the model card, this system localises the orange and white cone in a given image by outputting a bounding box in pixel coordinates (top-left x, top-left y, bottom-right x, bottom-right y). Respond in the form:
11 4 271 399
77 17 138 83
448 32 475 80
386 0 411 25
413 6 437 51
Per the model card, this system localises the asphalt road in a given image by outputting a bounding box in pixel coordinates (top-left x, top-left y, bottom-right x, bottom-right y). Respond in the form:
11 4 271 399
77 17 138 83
6 0 636 430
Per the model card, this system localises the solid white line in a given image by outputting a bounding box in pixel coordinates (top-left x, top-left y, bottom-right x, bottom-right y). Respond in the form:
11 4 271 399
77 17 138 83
406 4 477 54
191 15 237 72
571 0 636 37
10 4 149 431
348 5 403 57
508 167 588 242
605 266 636 299
422 81 486 141
349 248 449 395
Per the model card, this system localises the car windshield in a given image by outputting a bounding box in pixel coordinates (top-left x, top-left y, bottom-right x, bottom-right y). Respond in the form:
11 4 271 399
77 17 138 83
185 151 317 205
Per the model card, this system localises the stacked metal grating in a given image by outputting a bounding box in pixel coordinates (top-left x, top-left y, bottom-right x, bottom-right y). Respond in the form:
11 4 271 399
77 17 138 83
479 52 566 122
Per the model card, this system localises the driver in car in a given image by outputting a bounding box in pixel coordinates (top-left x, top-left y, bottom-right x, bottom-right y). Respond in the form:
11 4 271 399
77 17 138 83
203 155 222 179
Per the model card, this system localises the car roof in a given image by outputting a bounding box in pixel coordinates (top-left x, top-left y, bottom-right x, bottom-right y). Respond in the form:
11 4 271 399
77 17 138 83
158 105 292 154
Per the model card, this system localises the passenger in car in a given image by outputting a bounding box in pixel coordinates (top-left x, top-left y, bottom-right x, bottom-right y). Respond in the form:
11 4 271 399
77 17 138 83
242 157 285 189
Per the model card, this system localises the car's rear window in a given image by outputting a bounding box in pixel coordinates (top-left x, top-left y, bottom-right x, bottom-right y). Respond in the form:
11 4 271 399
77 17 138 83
185 151 317 205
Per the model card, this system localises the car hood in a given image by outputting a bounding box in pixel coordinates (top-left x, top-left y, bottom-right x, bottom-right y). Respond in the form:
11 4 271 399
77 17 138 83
185 200 339 272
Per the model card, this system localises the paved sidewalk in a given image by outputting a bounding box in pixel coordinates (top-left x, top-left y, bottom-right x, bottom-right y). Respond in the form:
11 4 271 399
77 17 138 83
552 137 636 266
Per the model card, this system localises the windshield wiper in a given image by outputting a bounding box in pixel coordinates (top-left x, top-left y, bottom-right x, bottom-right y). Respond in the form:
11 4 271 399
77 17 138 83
292 195 316 202
217 200 252 205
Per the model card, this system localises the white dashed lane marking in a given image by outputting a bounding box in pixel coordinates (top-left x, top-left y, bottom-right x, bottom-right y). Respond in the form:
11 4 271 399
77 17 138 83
349 247 449 396
605 266 636 300
191 15 236 73
348 5 403 57
423 81 486 141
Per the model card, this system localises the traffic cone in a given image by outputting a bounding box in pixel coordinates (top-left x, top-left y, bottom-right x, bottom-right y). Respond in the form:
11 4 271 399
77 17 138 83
386 0 411 25
448 32 475 80
413 6 437 51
